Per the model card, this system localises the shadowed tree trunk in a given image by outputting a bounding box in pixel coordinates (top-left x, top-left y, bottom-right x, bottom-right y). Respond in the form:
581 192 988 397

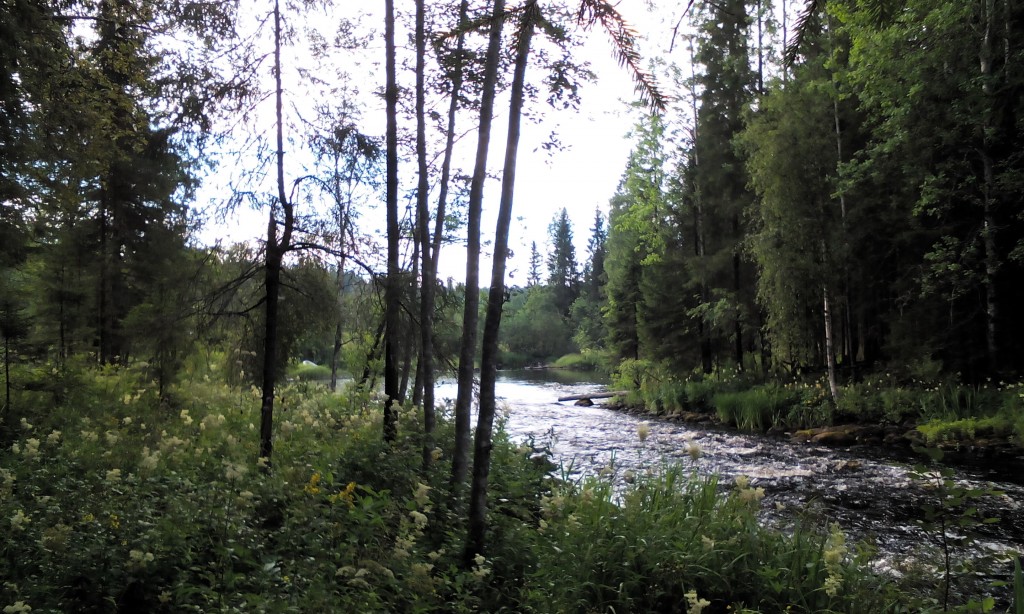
415 0 436 467
382 0 400 442
259 0 295 466
466 0 537 561
452 0 506 489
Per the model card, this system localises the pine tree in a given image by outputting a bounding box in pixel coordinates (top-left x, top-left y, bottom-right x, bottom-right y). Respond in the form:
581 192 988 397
546 208 579 317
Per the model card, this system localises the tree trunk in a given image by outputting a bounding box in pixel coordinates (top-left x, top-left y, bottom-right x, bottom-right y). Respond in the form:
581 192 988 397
329 262 345 392
980 0 999 372
452 0 505 489
259 0 295 466
415 0 433 460
382 0 400 442
823 282 840 406
467 2 536 562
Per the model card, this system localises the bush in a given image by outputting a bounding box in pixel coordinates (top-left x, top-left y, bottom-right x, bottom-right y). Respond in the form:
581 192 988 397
0 365 548 613
288 361 334 381
525 468 900 612
714 384 797 432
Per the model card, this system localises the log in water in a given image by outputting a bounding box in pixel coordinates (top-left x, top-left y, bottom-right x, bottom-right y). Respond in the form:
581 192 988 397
556 391 628 402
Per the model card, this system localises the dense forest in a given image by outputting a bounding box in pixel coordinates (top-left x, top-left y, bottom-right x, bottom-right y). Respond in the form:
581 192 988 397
3 0 1024 611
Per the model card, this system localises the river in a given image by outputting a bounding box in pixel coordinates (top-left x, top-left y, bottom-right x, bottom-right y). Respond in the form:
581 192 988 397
437 369 1024 599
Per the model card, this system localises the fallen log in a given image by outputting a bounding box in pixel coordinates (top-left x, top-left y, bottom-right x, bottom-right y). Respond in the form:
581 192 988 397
557 391 629 402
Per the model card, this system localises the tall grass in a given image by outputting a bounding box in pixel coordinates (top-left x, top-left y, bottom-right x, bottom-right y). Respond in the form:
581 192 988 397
714 385 796 432
525 468 900 612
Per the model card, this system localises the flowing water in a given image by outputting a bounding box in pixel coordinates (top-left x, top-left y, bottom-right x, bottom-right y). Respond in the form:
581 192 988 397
437 370 1024 598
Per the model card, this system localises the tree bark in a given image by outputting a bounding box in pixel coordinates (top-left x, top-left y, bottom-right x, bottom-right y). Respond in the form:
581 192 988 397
259 0 295 466
382 0 400 442
467 1 536 562
452 0 505 489
980 0 999 372
415 0 435 468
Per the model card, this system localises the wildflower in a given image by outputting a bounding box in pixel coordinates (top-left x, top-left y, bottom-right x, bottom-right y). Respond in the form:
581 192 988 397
19 418 32 431
471 554 490 579
139 448 160 470
0 469 14 498
257 456 270 469
413 482 431 507
329 481 357 507
40 524 71 551
822 523 847 597
158 592 171 604
409 510 428 529
10 510 30 531
687 441 702 461
104 431 118 446
22 438 39 458
427 548 445 562
122 416 132 426
179 410 193 426
224 461 247 482
735 475 750 489
105 469 122 484
239 490 254 500
411 562 433 577
304 472 322 495
129 549 155 569
108 514 120 529
46 430 62 445
684 589 711 614
3 601 31 613
701 535 715 551
637 421 651 442
739 486 765 504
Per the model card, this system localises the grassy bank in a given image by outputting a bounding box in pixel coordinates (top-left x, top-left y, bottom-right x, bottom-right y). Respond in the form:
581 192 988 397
0 361 1017 611
611 359 1024 448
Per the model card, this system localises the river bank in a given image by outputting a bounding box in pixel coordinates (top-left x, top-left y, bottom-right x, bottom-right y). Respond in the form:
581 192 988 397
602 361 1024 462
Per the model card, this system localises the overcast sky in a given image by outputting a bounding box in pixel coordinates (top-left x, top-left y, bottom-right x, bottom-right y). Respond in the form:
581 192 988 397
197 0 692 284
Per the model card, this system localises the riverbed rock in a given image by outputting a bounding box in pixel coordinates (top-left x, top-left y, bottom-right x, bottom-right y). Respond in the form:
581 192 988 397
791 424 869 446
574 398 594 407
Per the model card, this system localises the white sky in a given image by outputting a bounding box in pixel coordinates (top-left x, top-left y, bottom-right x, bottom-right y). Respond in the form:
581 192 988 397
195 0 697 284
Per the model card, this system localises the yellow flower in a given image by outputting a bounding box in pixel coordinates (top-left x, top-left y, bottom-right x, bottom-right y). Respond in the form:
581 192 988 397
304 472 322 495
105 469 122 484
3 601 32 613
329 481 357 507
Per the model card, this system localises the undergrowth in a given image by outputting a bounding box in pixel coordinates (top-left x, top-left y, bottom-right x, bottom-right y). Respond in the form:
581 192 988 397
2 360 1020 612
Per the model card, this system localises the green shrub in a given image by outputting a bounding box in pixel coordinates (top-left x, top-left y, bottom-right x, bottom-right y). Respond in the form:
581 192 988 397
288 361 334 381
916 415 1013 445
525 468 900 612
714 385 796 432
551 350 607 372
